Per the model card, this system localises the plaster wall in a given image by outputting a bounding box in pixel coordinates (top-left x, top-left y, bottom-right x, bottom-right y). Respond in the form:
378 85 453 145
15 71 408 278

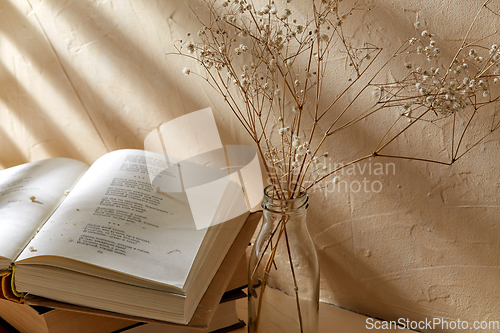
0 0 499 331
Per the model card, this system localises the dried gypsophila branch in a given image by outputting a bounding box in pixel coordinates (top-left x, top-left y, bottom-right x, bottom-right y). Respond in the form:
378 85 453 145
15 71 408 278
304 2 500 191
371 1 500 166
171 0 500 199
170 4 379 331
170 0 383 200
167 1 500 332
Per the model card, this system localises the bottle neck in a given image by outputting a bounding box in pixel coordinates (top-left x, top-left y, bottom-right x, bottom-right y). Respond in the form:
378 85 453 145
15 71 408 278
261 185 309 215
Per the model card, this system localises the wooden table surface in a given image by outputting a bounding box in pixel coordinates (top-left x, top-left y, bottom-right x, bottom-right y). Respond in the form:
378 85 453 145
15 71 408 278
233 298 416 333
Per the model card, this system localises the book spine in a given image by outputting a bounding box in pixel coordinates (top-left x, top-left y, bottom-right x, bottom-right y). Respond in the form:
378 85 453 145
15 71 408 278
0 271 23 303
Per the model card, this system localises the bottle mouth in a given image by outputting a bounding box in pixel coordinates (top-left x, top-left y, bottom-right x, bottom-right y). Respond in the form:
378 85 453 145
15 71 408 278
261 185 309 213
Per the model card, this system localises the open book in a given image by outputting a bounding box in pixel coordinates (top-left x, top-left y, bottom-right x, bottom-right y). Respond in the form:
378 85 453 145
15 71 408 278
0 148 258 325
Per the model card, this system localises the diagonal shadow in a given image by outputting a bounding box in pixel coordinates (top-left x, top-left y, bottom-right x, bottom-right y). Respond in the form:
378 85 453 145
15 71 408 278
0 0 134 153
0 61 86 162
0 0 111 158
32 0 246 149
1 0 248 164
30 0 188 142
0 125 28 169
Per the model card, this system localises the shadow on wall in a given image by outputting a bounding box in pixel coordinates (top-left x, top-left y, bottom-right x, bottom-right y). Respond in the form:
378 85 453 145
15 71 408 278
0 0 254 166
0 0 100 165
0 126 27 169
46 0 249 149
0 0 203 167
0 60 85 163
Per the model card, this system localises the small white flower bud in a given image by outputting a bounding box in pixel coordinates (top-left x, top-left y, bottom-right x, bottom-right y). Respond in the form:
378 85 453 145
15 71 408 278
185 42 195 54
269 58 277 72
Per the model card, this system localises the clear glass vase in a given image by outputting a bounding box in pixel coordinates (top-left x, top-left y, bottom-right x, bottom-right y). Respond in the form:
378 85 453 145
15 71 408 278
248 185 319 333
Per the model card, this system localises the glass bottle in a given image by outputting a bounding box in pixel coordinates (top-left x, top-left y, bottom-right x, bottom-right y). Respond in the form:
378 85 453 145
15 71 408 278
248 185 319 333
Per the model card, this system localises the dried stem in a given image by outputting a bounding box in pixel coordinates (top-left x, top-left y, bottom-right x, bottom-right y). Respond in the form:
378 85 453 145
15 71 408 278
170 1 500 331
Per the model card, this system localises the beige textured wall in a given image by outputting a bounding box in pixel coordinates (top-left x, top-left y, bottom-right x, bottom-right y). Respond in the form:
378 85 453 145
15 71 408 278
1 0 499 331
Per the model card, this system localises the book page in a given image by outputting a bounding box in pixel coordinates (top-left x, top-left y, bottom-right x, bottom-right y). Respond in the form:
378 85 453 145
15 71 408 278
16 150 211 289
0 159 88 270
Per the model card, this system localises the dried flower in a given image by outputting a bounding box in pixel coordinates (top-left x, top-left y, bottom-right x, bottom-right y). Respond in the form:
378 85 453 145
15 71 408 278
185 42 195 54
171 0 500 203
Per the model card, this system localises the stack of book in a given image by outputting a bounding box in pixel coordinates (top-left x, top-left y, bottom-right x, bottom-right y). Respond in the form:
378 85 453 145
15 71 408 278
0 276 248 333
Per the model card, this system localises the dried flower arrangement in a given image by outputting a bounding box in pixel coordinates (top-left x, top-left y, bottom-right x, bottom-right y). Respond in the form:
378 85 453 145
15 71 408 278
169 0 500 331
171 0 499 199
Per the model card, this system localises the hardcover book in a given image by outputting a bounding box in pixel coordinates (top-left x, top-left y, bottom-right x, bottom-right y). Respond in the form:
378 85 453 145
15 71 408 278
0 148 259 325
